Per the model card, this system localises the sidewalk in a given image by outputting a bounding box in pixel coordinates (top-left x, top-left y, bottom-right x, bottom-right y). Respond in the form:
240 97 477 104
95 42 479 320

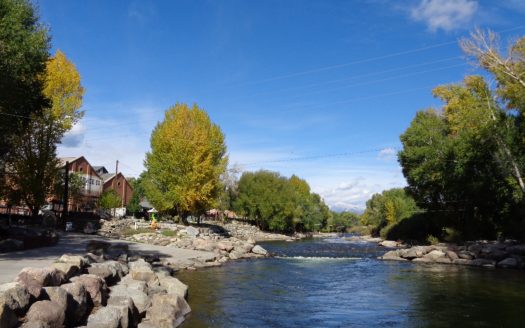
0 232 215 284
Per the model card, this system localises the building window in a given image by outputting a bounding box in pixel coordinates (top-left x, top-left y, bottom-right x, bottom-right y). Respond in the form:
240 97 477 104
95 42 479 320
79 167 83 172
117 182 121 187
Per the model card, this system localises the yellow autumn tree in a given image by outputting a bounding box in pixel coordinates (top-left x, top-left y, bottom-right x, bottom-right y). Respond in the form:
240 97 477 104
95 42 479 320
143 103 228 221
6 50 84 215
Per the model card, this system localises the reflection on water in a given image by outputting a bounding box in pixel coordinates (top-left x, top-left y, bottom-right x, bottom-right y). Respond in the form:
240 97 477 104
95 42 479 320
177 236 525 327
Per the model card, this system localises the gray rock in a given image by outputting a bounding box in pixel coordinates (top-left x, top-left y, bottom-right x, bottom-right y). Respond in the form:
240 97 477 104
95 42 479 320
423 250 446 261
87 261 124 284
470 258 496 268
380 250 407 261
21 321 50 328
70 274 108 307
453 258 472 265
107 296 139 328
129 260 156 282
145 293 191 328
400 246 431 259
110 285 150 315
251 245 268 256
184 226 200 238
26 301 65 328
412 257 434 263
435 257 452 264
0 282 31 314
86 306 121 328
480 246 508 261
42 287 68 312
158 276 188 299
118 275 148 293
15 267 65 298
445 251 459 261
457 251 475 260
51 254 87 278
380 240 398 248
60 282 89 325
506 244 525 256
217 241 234 252
497 257 518 269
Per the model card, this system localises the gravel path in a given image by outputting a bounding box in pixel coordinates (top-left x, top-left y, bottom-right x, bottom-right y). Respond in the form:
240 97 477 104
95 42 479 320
0 232 215 284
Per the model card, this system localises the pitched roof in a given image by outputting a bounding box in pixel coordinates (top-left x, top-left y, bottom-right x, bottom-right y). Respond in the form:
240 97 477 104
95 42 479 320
93 166 108 174
100 173 115 182
58 156 80 167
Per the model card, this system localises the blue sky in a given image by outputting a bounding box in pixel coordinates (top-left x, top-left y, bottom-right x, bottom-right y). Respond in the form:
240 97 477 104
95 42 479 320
39 0 525 211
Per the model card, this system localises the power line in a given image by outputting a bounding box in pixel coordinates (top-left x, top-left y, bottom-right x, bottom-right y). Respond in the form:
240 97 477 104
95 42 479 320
230 25 525 86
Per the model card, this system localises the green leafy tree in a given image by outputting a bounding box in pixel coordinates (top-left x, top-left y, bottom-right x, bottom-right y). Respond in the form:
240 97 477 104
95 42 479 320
327 211 360 232
361 188 420 236
99 190 121 216
127 175 145 216
0 0 50 159
143 103 227 221
233 170 329 233
6 51 84 215
398 31 525 239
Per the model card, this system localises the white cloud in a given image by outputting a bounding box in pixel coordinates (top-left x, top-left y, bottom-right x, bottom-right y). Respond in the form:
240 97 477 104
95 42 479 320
61 122 86 147
378 147 397 161
411 0 478 32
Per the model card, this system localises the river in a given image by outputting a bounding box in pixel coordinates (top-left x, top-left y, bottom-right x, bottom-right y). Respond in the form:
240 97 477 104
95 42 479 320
177 235 525 327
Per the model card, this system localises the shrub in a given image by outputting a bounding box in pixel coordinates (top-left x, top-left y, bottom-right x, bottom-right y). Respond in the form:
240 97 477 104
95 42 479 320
426 235 440 245
161 229 176 237
122 227 152 236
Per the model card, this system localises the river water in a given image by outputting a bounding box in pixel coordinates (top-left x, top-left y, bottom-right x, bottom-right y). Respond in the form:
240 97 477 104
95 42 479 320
177 236 525 327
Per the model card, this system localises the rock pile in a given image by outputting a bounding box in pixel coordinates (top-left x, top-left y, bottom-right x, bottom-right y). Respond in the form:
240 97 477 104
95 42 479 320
379 240 525 269
0 227 59 253
0 241 191 327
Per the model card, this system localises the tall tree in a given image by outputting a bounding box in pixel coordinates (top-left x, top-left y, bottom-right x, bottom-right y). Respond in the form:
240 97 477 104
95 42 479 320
6 51 84 215
0 0 50 158
143 103 227 220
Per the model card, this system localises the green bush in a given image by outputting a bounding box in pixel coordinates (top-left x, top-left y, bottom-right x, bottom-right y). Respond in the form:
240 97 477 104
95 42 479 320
161 229 176 237
122 227 152 236
426 235 440 245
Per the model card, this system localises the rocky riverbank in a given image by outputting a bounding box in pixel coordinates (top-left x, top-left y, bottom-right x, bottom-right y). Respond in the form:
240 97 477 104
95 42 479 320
0 240 190 327
378 240 525 270
93 218 291 270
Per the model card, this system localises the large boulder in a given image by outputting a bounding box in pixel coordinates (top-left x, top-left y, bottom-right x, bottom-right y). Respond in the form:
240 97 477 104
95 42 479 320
70 274 108 307
497 257 518 269
26 301 65 328
20 321 50 328
42 287 68 313
60 282 89 325
15 267 65 298
399 246 430 259
380 250 406 261
110 285 150 315
158 276 188 299
217 241 234 252
86 306 121 328
506 244 525 256
423 250 446 262
380 240 398 248
251 245 268 256
144 293 191 328
107 296 139 328
0 282 31 315
51 254 87 279
118 275 148 293
129 260 156 282
87 261 124 285
184 226 200 238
